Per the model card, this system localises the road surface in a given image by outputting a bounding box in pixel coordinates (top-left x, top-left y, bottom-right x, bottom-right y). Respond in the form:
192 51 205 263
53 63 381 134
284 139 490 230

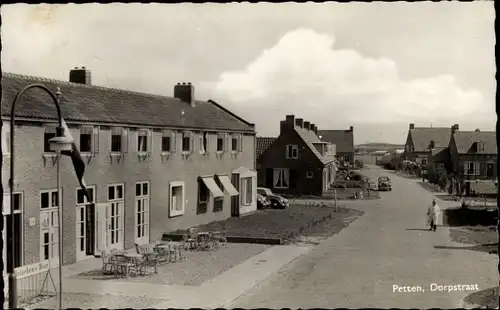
229 166 496 308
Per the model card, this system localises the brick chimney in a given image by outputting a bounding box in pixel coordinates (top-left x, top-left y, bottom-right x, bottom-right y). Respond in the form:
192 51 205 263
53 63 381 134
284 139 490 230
285 115 295 126
304 121 310 131
451 124 459 134
349 126 354 132
312 125 318 135
409 123 415 130
174 82 195 107
295 118 304 128
429 140 435 149
69 66 91 85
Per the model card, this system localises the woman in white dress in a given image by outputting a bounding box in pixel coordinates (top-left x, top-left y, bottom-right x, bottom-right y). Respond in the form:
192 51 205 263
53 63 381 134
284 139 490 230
427 199 441 231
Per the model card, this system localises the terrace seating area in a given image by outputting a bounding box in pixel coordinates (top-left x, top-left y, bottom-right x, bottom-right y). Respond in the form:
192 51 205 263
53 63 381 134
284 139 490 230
100 229 227 278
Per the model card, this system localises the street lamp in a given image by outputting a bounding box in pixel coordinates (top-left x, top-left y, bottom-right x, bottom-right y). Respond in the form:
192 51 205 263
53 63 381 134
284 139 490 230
8 84 66 309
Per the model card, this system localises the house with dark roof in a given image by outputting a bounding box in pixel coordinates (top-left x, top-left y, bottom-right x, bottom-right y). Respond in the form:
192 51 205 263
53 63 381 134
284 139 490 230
448 129 497 195
1 67 257 268
317 127 354 166
256 137 276 163
403 123 456 171
256 115 336 196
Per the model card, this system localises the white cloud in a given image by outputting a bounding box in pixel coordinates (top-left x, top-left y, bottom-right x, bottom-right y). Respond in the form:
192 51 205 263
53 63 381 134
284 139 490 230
203 29 488 135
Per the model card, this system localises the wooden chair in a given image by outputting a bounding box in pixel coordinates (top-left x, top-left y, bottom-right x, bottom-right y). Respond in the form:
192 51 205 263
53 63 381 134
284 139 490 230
139 253 159 274
186 228 199 250
114 255 135 278
101 251 115 274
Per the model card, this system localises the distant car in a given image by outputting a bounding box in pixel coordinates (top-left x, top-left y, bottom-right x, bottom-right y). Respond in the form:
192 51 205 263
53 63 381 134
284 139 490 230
366 178 378 191
257 193 271 209
378 176 392 191
257 187 288 209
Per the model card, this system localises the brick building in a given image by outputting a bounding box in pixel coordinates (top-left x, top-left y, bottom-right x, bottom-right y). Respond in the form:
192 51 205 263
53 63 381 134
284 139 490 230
1 68 257 269
256 115 336 196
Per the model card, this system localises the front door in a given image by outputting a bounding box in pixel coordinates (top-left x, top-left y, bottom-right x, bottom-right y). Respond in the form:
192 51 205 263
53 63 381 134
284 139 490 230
76 187 96 261
3 193 23 272
487 163 494 178
40 210 59 268
135 181 150 245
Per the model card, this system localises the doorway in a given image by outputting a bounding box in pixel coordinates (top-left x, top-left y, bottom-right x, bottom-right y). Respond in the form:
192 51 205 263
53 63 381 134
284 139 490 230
486 163 494 178
76 187 96 261
107 184 124 251
3 193 23 273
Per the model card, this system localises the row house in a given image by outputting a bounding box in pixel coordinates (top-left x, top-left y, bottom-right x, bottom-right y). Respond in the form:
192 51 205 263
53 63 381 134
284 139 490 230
256 115 336 196
448 129 497 195
403 123 457 170
317 126 354 166
1 67 257 271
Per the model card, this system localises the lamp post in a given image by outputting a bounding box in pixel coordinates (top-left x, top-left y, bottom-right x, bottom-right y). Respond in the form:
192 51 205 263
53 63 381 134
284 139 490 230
8 84 68 309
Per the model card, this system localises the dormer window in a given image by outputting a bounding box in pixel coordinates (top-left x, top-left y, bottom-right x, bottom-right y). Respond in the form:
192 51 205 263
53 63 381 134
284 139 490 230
286 145 298 159
477 142 485 152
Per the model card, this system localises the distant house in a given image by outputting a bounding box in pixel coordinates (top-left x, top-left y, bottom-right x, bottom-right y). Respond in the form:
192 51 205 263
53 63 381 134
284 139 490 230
256 137 276 169
317 127 354 166
403 123 457 170
257 115 336 196
448 129 497 195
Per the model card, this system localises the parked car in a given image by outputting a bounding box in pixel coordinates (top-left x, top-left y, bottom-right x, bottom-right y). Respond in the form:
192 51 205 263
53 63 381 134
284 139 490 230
378 176 392 191
257 187 289 209
257 193 271 209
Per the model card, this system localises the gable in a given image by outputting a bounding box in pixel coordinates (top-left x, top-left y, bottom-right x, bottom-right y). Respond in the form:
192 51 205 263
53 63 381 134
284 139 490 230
317 130 354 153
410 127 451 152
256 137 277 159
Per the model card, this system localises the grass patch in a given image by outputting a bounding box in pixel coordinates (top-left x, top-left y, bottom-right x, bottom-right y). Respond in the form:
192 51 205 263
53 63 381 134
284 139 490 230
444 207 498 226
417 181 444 193
169 205 363 243
449 226 497 254
464 286 499 309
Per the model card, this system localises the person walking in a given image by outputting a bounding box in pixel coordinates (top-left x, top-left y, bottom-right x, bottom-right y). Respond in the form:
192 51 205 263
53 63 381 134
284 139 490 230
427 199 441 231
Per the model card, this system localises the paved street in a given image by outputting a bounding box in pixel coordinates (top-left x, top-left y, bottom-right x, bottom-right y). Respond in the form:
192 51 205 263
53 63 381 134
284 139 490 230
229 166 497 308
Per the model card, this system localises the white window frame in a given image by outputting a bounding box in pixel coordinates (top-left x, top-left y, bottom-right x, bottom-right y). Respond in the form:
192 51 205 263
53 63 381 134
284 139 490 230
75 185 96 261
306 171 314 179
107 183 125 251
286 144 298 159
137 129 152 154
216 133 226 153
110 127 128 154
182 131 194 153
464 161 480 176
135 181 150 244
477 142 485 152
231 134 241 152
161 130 175 154
79 126 98 155
40 189 61 267
199 132 209 154
169 181 185 217
274 168 290 189
2 121 11 156
240 177 254 206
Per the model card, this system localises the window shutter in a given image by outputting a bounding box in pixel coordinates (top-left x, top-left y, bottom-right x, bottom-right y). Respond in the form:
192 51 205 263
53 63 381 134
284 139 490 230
190 132 195 152
224 133 229 152
147 129 153 153
92 126 99 154
170 131 177 153
238 134 243 152
121 129 128 153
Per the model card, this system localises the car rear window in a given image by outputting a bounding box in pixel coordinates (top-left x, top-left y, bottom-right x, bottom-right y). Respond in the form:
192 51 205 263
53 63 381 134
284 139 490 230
379 177 389 181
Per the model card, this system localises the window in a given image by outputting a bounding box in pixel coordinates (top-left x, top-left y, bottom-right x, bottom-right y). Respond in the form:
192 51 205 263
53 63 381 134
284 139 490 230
169 181 185 217
80 127 93 153
111 127 128 153
241 177 253 206
344 155 350 163
76 187 95 205
464 162 480 176
306 171 314 179
231 136 238 151
200 132 208 153
213 177 224 212
182 131 192 152
286 145 298 159
273 168 289 189
161 130 175 153
137 129 150 153
421 159 427 166
135 181 150 242
2 121 11 155
217 134 225 152
477 142 485 152
108 184 124 201
40 210 58 262
41 189 59 209
44 126 57 153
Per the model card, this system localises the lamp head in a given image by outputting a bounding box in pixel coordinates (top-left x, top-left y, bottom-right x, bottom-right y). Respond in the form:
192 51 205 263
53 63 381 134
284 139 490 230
49 126 73 152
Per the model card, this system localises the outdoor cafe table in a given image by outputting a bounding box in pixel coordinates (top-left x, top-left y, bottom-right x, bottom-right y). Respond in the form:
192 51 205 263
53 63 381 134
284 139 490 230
155 243 174 262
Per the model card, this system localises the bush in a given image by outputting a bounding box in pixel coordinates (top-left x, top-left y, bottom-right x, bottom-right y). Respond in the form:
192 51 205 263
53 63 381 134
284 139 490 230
333 180 363 188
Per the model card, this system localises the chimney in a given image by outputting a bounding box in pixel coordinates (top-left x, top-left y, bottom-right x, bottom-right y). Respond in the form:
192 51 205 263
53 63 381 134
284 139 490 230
349 126 354 132
312 125 318 135
174 82 195 107
409 123 415 130
309 123 315 131
295 118 304 128
451 124 459 134
304 121 310 131
280 120 287 135
285 115 295 127
69 66 92 85
475 128 480 132
429 140 435 149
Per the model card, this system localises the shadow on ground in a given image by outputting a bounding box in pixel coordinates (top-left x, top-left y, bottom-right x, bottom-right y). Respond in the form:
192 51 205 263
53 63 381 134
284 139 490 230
443 207 497 227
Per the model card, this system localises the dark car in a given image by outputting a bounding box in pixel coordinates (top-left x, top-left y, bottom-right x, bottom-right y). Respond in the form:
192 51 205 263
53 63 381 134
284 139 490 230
257 193 271 209
257 187 288 209
378 176 392 191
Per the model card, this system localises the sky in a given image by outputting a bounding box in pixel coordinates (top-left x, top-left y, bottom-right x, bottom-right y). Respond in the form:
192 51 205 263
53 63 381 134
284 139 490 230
1 2 496 144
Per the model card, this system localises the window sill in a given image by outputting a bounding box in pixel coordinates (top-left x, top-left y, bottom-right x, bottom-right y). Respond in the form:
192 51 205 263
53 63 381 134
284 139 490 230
81 153 94 157
169 212 184 218
181 151 192 155
43 153 57 158
137 152 150 156
110 152 124 156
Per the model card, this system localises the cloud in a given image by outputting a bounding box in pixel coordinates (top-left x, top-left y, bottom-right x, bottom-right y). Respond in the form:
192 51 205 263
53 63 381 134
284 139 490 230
202 29 488 135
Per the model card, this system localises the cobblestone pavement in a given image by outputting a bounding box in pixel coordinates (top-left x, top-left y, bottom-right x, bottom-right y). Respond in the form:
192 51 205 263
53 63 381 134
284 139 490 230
27 292 168 309
72 243 271 286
